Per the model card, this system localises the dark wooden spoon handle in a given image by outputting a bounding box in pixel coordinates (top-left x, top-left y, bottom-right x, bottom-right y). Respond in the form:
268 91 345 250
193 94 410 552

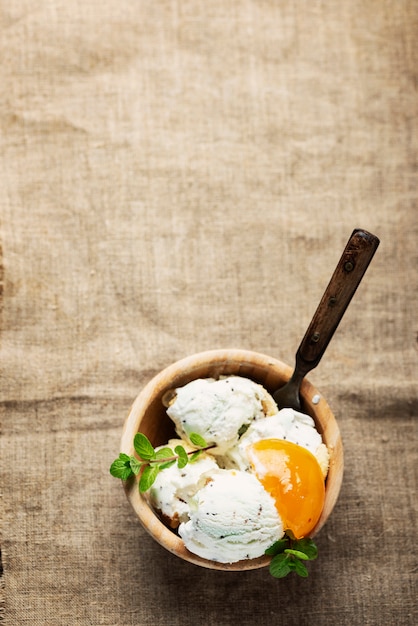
295 228 380 375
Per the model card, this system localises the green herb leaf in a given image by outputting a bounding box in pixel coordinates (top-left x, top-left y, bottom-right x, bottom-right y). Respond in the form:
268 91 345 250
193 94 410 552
110 427 215 492
238 423 250 438
139 465 160 492
269 553 292 578
158 459 176 470
175 445 189 469
293 538 318 560
129 456 142 475
265 538 288 556
293 558 309 577
285 548 310 561
189 450 203 463
154 447 174 461
109 453 133 480
189 432 207 448
265 533 319 579
133 433 155 460
286 558 298 571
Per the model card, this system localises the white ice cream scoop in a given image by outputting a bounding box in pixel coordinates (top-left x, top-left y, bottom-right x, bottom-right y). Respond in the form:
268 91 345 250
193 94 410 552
166 376 277 453
178 469 283 563
220 408 330 477
147 439 219 527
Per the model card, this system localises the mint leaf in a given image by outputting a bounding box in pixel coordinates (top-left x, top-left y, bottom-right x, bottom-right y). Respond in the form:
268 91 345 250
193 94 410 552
269 553 292 578
293 558 309 577
286 559 298 571
110 453 133 480
189 432 207 448
265 538 288 556
238 423 250 438
285 548 310 561
133 433 155 460
266 534 319 579
129 456 142 475
158 459 176 470
175 445 189 469
154 447 174 461
293 538 318 560
139 465 160 492
189 450 203 463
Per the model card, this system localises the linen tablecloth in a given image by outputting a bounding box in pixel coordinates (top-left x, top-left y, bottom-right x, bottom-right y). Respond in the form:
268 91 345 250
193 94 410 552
1 1 417 624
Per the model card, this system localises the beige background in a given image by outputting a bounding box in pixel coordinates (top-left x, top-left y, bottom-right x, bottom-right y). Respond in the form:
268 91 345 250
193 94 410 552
1 1 417 624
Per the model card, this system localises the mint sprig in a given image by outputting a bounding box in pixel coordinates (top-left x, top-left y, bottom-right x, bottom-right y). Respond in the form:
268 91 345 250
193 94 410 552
110 433 213 492
109 453 134 480
266 532 318 579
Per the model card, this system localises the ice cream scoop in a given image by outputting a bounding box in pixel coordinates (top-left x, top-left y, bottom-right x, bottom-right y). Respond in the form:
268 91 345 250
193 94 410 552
274 229 379 411
220 408 329 477
166 376 277 453
178 469 283 563
148 439 219 527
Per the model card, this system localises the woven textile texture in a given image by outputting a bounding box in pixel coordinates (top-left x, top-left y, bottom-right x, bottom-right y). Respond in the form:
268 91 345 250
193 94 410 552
1 1 417 624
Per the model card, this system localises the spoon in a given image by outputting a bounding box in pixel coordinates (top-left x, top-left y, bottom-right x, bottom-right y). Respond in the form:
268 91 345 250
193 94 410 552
273 228 380 411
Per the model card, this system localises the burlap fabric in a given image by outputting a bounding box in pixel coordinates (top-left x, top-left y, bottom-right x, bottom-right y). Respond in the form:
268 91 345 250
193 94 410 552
1 1 417 624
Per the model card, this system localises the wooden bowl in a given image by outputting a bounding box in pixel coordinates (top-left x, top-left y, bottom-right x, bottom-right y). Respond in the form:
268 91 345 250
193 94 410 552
120 349 343 571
